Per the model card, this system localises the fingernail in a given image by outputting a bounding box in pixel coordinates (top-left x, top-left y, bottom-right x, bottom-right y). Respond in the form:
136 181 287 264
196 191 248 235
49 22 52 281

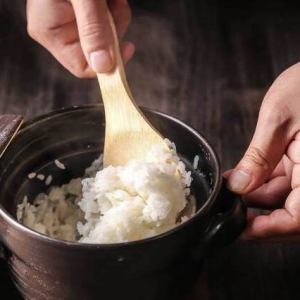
227 170 251 193
90 50 113 73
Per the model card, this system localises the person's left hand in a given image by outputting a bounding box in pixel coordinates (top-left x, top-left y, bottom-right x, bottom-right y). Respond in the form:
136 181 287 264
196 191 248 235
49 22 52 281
226 63 300 242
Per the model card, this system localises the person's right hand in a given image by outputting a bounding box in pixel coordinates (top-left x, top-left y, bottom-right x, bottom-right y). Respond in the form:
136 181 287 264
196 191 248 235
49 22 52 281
26 0 135 78
226 62 300 241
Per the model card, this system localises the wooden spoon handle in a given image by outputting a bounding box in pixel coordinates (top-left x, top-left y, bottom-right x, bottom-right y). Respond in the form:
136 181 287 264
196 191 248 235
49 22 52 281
97 11 133 100
96 9 154 136
96 9 166 167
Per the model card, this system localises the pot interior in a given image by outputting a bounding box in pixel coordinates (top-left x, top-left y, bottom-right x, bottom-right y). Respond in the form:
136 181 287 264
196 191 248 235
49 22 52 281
0 106 218 228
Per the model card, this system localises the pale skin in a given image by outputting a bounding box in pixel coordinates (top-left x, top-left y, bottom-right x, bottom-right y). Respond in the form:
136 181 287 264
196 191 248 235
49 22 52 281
26 0 135 77
26 1 300 242
227 62 300 242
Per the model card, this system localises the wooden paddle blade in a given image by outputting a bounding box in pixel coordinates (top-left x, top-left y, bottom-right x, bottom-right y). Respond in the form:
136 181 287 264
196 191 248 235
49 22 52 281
0 115 23 157
97 11 168 167
103 128 165 167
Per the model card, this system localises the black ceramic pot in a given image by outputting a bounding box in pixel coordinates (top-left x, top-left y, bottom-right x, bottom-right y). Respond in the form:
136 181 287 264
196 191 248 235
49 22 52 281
0 106 246 300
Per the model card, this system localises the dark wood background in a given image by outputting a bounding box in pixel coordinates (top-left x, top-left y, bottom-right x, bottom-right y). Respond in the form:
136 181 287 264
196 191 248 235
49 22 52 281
1 0 300 299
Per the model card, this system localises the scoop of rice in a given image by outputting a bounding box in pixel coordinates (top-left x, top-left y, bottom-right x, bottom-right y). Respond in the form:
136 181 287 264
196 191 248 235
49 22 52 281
17 141 193 243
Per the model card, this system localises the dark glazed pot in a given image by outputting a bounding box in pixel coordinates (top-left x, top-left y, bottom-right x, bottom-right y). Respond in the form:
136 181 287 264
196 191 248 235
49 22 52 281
0 106 246 300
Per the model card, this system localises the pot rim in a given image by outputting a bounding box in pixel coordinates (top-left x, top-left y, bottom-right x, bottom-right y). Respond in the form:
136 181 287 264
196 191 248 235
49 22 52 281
0 104 222 249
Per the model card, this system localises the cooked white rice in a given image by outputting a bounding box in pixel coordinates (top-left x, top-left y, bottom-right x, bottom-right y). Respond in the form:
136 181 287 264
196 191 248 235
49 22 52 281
45 175 53 186
193 155 199 169
28 172 36 179
17 141 193 243
54 159 66 170
17 179 83 241
37 174 45 181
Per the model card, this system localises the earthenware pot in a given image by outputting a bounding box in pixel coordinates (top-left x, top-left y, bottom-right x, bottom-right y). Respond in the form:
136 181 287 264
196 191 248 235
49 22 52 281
0 106 246 300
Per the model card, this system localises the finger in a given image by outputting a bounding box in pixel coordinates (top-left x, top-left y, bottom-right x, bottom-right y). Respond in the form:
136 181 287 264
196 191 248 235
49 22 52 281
283 154 293 180
243 187 300 240
241 209 272 239
291 164 300 189
286 136 300 189
109 0 132 39
243 210 295 240
71 0 115 73
227 82 294 195
51 39 95 78
31 19 95 78
223 169 233 178
227 114 290 194
45 22 94 77
246 208 267 222
269 159 286 179
121 41 135 64
27 0 74 31
226 156 290 182
27 0 94 78
287 132 300 163
49 22 95 77
244 176 291 209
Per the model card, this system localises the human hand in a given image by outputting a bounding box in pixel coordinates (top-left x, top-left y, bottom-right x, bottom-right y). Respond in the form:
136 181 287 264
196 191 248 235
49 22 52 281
226 63 300 241
26 0 135 77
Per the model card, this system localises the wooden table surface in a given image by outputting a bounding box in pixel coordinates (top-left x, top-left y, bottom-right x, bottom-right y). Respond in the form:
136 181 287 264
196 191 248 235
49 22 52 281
1 0 300 299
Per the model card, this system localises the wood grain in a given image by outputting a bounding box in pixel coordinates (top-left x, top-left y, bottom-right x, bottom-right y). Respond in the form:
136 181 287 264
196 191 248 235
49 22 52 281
98 11 165 167
1 0 300 299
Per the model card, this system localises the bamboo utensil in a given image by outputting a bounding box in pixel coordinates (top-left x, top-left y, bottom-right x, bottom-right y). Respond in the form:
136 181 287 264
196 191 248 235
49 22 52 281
97 12 167 167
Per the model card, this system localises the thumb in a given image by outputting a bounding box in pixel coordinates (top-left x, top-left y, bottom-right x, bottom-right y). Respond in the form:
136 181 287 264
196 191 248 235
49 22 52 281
71 0 114 73
227 107 291 194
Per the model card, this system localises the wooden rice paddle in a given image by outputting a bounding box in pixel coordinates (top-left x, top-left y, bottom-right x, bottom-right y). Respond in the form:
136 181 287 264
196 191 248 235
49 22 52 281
97 12 167 167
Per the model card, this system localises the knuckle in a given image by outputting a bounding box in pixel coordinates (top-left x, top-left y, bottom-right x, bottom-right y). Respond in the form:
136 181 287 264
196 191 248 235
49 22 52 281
72 71 86 79
79 22 109 46
259 101 292 137
260 101 288 126
243 147 269 170
27 23 50 44
27 24 38 40
69 65 93 79
70 66 86 78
